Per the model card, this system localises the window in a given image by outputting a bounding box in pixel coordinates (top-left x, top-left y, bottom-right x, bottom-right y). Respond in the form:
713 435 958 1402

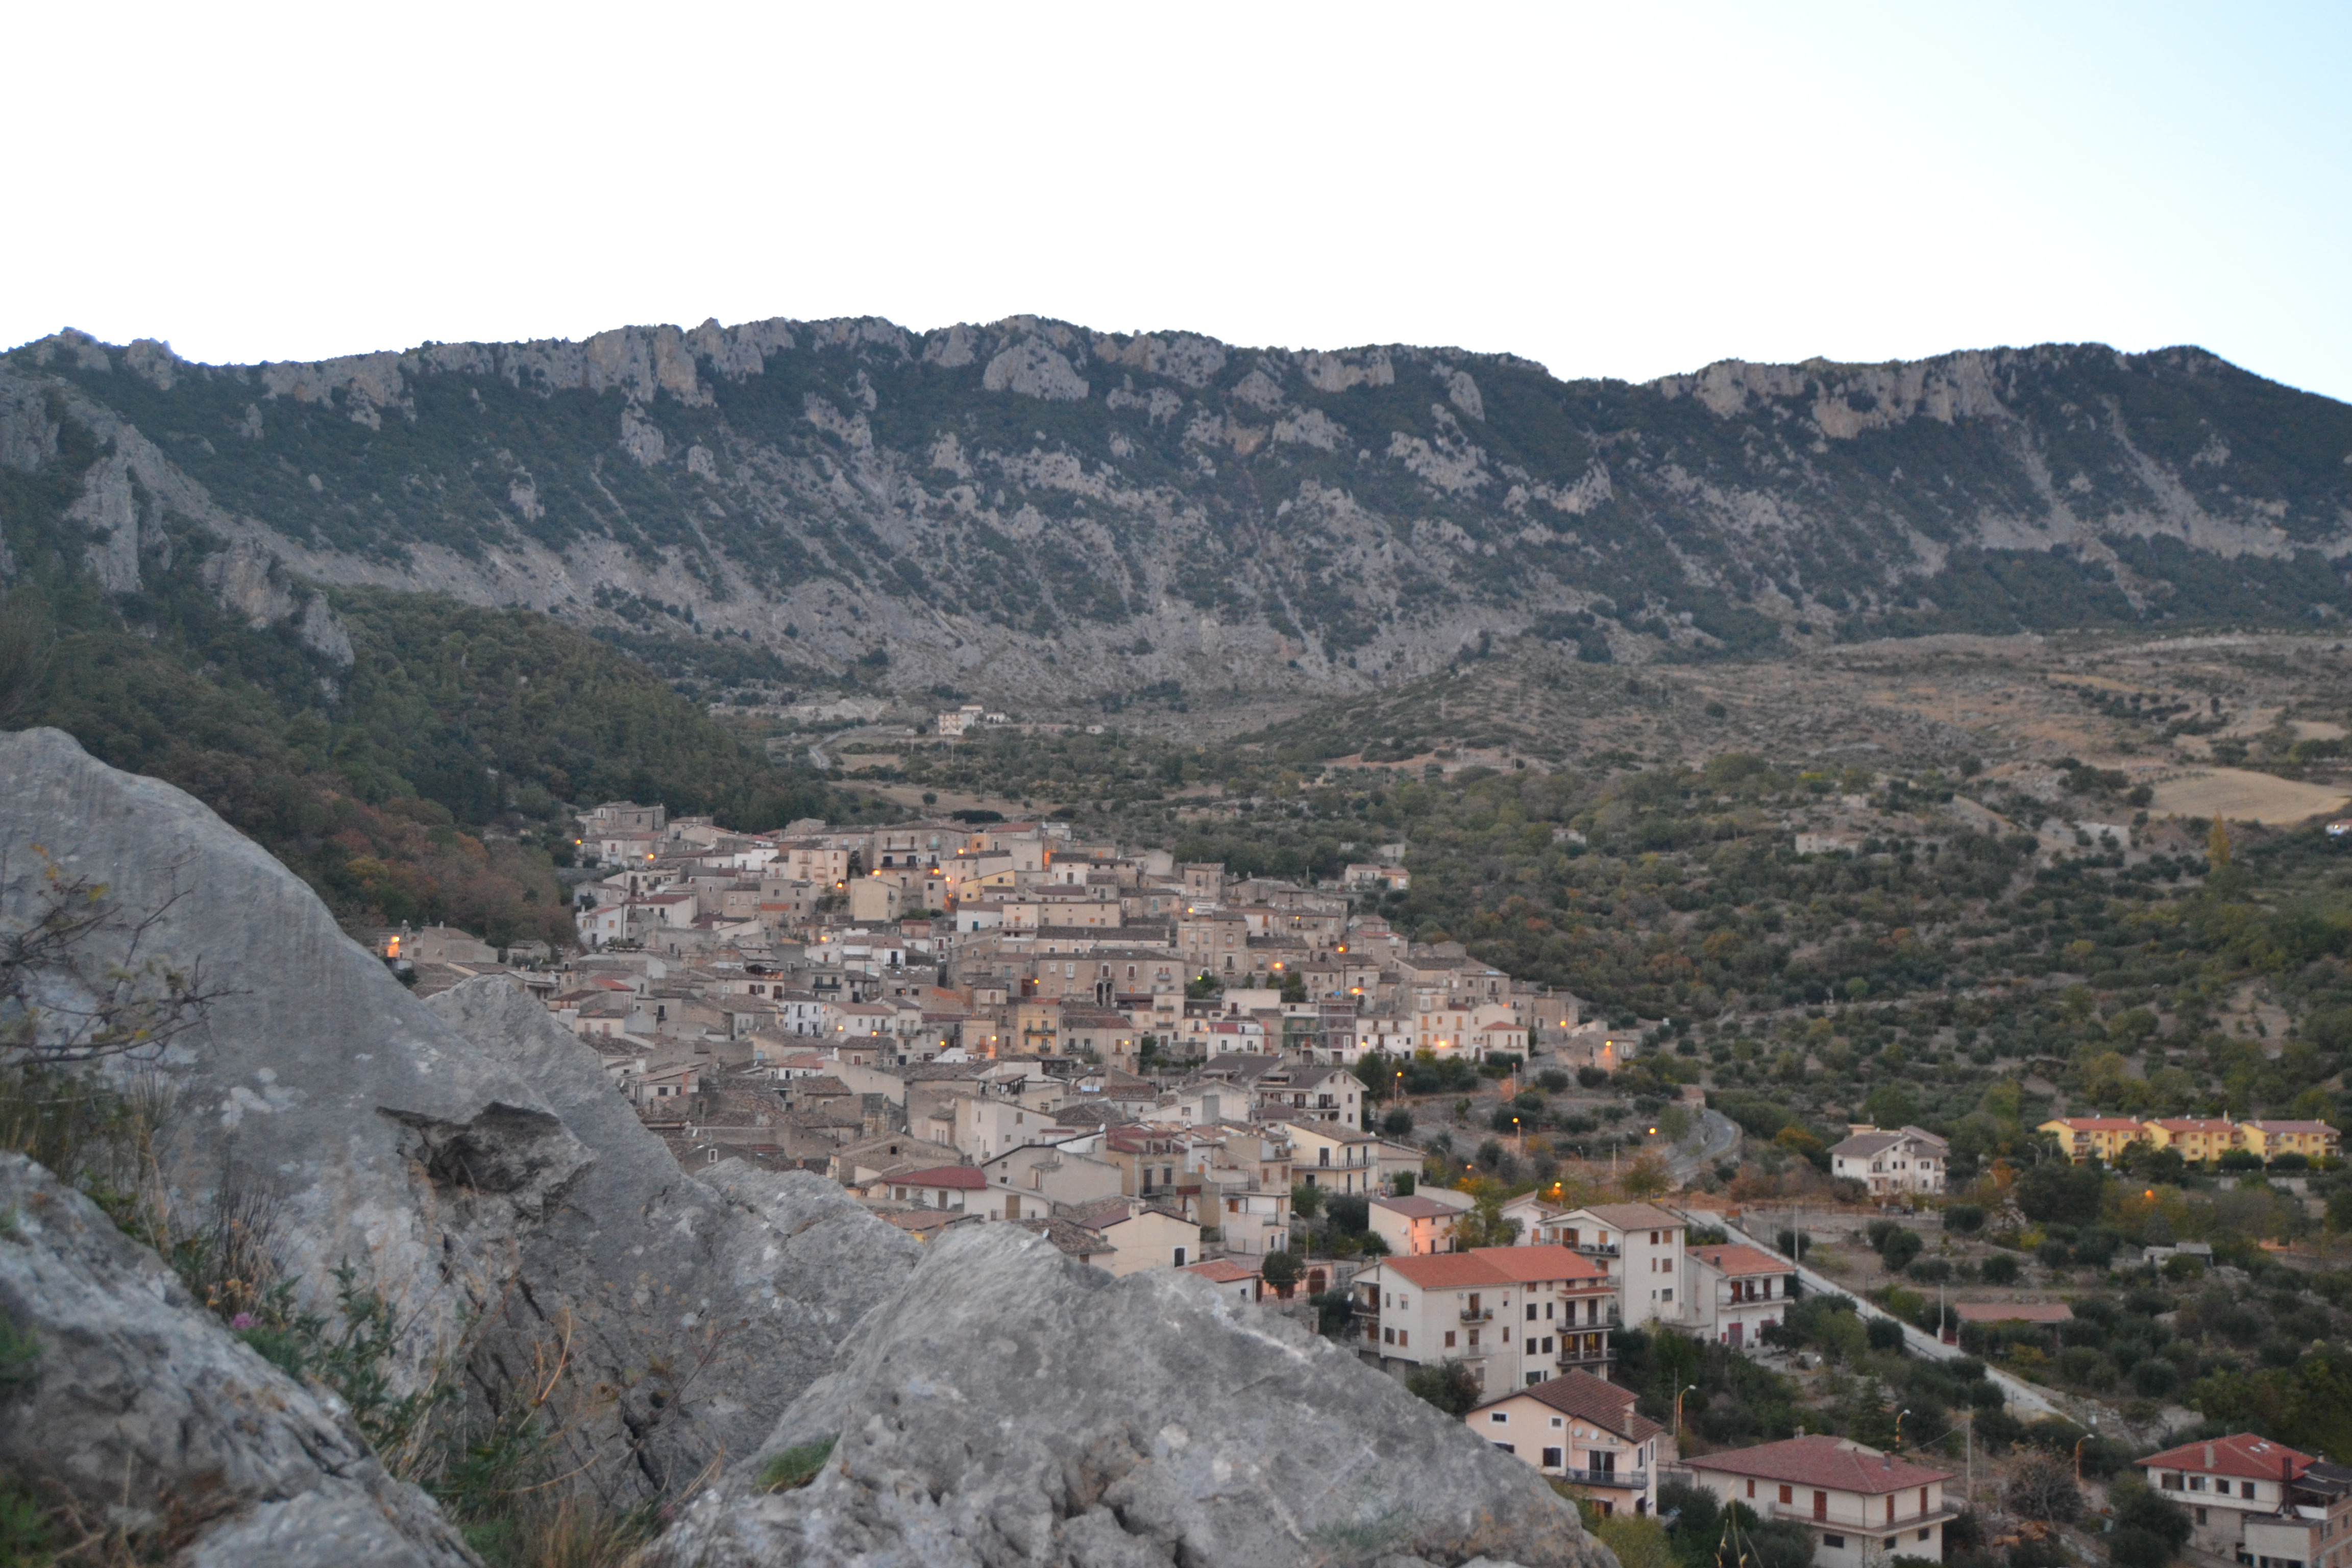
1493 1442 1515 1455
1823 1537 1846 1551
1445 1331 1457 1349
1489 1412 1509 1425
1779 1486 1793 1506
1543 1447 1564 1470
2244 1483 2258 1499
1747 1482 1756 1500
1383 1327 1394 1344
1528 1304 1539 1322
1886 1497 1895 1525
1920 1531 1932 1542
1526 1338 1536 1355
1551 1417 1564 1429
2195 1509 2208 1526
1397 1330 1408 1348
1172 1246 1186 1267
1812 1490 1826 1522
2191 1478 2207 1492
2162 1475 2183 1491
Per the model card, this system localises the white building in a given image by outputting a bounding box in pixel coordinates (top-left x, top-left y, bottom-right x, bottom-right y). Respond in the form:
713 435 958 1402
1685 1436 1956 1568
2136 1434 2323 1560
1354 1245 1616 1398
1827 1124 1949 1197
1557 1203 1687 1329
1684 1242 1799 1349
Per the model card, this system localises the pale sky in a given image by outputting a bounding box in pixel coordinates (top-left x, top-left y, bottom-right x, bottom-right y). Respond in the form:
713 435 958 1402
8 2 2348 400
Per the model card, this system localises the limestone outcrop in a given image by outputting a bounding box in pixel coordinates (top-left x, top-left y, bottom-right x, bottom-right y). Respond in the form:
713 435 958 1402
649 1224 1609 1568
0 1153 475 1567
421 979 919 1489
0 728 919 1495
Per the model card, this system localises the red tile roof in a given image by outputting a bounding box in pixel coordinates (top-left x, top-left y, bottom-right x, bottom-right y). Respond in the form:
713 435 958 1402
2138 1434 2314 1484
1689 1244 1793 1278
1685 1435 1954 1494
896 1166 986 1190
1472 1244 1610 1284
2243 1120 2335 1135
2049 1118 2148 1132
1181 1259 1260 1284
1383 1252 1512 1290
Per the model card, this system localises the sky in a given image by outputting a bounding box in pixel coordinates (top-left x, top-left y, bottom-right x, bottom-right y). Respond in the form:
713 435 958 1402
7 2 2348 400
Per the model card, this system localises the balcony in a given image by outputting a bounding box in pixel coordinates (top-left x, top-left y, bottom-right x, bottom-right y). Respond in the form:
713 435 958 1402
1557 1343 1618 1368
1552 1468 1649 1490
1460 1307 1494 1322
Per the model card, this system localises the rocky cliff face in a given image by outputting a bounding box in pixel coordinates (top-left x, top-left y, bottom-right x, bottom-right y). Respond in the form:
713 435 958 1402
5 321 2349 704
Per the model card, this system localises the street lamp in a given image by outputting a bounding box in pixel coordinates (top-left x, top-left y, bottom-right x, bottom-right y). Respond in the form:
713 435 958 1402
1896 1408 1912 1452
1673 1382 1696 1442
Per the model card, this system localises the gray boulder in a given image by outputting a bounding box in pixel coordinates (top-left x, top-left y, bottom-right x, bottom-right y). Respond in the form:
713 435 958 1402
0 1152 475 1567
422 979 920 1490
0 727 590 1386
0 729 919 1497
649 1224 1611 1568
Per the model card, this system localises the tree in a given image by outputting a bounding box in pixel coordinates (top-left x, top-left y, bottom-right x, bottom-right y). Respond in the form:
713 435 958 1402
1290 1183 1324 1221
1980 1252 2020 1285
1382 1107 1414 1136
1260 1250 1303 1295
1595 1514 1671 1568
2015 1161 2105 1226
1621 1152 1672 1198
2209 818 2232 868
2004 1453 2084 1523
1405 1360 1480 1416
2107 1477 2191 1568
1455 1188 1523 1249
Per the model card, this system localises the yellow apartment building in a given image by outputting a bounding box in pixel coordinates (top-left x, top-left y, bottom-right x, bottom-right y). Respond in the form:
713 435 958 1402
2038 1118 2150 1165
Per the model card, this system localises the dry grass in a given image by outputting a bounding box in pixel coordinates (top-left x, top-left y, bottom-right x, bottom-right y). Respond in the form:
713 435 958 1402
2146 768 2351 824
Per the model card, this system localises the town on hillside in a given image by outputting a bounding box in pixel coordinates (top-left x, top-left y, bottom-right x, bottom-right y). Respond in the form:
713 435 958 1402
383 798 2349 1566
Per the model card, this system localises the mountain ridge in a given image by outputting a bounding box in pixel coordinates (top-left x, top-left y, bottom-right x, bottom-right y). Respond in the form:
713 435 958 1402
6 318 2350 706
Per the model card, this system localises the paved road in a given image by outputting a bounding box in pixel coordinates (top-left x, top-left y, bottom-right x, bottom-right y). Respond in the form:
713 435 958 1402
1667 1109 1742 1185
1713 1215 2065 1419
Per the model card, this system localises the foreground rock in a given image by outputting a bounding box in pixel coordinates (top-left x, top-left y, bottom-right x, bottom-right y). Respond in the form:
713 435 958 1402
424 979 919 1488
0 1153 475 1567
0 728 918 1493
650 1224 1608 1568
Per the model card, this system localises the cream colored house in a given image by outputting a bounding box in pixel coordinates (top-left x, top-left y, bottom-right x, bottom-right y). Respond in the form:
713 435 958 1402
1473 1371 1664 1517
1686 1436 1956 1568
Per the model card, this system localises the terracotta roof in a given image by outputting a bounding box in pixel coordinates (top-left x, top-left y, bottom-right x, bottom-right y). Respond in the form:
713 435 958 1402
895 1166 986 1190
1382 1253 1515 1290
1953 1302 2072 1324
2243 1120 2335 1134
2138 1434 2314 1484
1471 1244 1609 1284
1685 1435 1954 1493
2149 1118 2239 1133
1180 1259 1260 1284
1495 1371 1662 1445
1372 1195 1464 1220
1689 1244 1793 1278
2047 1118 2147 1132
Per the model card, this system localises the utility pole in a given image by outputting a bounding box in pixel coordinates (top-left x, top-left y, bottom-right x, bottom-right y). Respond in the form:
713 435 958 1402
1963 1409 1973 1508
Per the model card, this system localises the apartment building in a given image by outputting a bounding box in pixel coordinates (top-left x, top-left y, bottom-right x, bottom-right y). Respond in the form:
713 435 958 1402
1354 1245 1615 1396
1472 1370 1664 1517
2038 1117 2150 1165
1557 1204 1687 1328
2138 1434 2319 1559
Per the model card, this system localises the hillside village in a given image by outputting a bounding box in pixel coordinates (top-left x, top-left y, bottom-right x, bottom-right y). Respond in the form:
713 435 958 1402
362 793 2352 1568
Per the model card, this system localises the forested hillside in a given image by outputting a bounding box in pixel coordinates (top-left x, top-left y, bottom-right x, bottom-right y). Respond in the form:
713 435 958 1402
0 415 859 944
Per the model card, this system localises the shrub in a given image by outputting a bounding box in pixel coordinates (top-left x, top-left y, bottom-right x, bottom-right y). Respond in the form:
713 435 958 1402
1405 1360 1481 1416
1945 1204 1986 1233
1907 1258 1952 1284
1880 1229 1924 1271
1981 1253 2020 1285
1867 1317 1908 1352
757 1436 837 1493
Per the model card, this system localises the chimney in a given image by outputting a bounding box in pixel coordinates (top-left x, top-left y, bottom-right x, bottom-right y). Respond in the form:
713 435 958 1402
2205 1443 2216 1470
1883 1453 1893 1469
